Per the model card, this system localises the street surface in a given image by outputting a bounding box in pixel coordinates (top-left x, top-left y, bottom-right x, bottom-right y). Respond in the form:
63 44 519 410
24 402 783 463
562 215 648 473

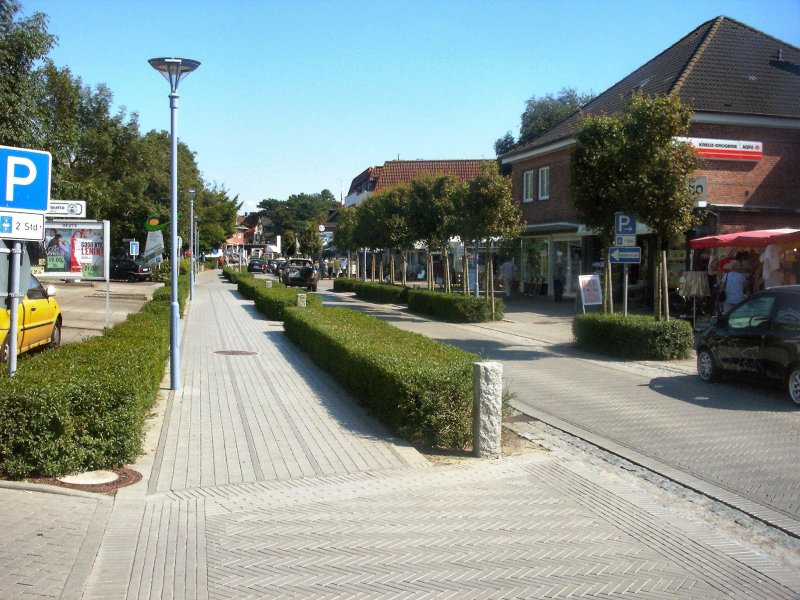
0 270 798 599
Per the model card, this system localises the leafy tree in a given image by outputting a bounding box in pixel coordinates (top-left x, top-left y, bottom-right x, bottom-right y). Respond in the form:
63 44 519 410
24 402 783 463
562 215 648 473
407 174 464 290
356 187 413 285
0 1 55 148
457 162 522 312
256 190 338 236
495 87 594 155
571 93 702 316
298 220 322 259
333 205 359 278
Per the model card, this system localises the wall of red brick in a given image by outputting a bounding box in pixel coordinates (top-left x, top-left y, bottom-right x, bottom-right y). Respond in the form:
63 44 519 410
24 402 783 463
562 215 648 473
510 123 800 231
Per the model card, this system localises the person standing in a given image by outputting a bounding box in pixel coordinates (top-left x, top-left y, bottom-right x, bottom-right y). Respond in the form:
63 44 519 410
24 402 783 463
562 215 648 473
501 257 516 299
720 260 747 313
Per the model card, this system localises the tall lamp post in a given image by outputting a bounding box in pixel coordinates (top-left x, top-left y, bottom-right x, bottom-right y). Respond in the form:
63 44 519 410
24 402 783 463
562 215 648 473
149 56 200 391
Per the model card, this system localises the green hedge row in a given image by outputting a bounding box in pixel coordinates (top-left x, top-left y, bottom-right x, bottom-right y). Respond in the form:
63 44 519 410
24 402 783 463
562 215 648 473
407 289 504 323
572 313 694 360
332 278 409 303
283 306 477 447
0 278 187 479
333 279 502 322
222 266 253 284
237 277 322 321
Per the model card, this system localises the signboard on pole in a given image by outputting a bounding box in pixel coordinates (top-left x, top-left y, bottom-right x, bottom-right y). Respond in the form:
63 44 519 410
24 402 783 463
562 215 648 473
46 200 86 218
129 241 139 256
614 212 636 235
36 219 110 280
609 246 642 264
0 210 45 241
0 146 51 212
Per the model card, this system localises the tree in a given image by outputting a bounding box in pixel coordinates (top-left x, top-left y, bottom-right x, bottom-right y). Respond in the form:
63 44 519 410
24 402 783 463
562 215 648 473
495 87 594 155
333 205 358 277
0 1 55 148
357 187 413 286
256 190 338 237
298 220 323 258
457 162 522 313
571 93 702 316
407 174 464 291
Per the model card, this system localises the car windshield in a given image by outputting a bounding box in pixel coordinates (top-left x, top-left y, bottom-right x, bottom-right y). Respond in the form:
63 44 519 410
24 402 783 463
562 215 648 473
728 296 774 329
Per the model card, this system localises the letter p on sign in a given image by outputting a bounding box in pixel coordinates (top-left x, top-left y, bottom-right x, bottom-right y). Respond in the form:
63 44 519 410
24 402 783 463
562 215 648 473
0 146 51 212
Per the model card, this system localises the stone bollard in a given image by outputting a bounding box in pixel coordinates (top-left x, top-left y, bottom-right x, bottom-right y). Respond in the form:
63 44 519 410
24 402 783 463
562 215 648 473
264 280 272 288
473 361 503 458
296 293 307 308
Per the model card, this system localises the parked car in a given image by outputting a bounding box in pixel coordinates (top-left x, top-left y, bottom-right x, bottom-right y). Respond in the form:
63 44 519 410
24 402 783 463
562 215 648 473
280 258 318 292
695 285 800 404
0 274 62 362
269 258 286 274
247 259 268 273
111 258 152 282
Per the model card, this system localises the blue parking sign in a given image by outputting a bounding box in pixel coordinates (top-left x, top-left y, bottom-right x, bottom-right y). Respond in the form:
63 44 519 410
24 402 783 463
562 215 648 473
0 146 51 212
614 212 636 235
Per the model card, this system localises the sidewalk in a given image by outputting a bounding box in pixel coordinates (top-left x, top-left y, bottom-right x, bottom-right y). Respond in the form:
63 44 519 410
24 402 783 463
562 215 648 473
1 271 798 599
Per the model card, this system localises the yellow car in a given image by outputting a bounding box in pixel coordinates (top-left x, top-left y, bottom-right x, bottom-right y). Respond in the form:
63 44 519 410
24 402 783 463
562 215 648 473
0 274 62 362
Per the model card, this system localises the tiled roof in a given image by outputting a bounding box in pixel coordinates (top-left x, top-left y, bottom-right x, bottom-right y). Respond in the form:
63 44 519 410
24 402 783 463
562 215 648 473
503 16 800 159
346 166 383 196
375 160 492 192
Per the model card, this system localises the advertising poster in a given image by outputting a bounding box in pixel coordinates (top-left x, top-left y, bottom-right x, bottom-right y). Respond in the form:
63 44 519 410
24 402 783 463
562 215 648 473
142 230 164 265
36 220 110 280
578 274 603 306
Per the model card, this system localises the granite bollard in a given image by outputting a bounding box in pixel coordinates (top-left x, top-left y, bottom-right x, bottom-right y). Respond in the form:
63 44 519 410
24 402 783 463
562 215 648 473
473 361 503 458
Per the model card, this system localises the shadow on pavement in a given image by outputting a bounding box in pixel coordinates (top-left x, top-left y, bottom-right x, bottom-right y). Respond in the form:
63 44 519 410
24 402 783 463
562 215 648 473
648 374 793 411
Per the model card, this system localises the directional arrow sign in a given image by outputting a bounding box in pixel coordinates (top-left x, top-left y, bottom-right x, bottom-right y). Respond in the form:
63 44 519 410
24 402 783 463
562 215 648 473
609 246 641 264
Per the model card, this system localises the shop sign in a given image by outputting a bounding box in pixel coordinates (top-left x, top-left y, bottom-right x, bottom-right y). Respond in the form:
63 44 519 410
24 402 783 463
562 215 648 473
676 137 762 161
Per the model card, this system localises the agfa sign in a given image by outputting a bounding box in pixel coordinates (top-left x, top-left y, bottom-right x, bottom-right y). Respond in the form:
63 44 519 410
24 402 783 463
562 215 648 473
0 146 51 212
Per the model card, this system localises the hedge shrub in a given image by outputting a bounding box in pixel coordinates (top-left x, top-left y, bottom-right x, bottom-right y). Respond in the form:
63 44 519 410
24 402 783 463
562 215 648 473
572 312 694 360
237 277 322 321
0 280 187 478
283 306 477 448
407 289 504 323
333 279 409 304
222 266 253 285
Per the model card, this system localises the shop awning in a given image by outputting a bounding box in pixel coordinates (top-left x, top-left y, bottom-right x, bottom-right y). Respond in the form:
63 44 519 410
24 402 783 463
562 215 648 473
689 228 800 249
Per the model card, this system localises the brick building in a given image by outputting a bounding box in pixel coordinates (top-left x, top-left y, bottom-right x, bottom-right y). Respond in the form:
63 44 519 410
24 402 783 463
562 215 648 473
501 16 800 299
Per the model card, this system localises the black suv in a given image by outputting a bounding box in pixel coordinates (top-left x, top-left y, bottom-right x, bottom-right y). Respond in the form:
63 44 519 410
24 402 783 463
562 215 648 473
695 285 800 404
111 258 152 282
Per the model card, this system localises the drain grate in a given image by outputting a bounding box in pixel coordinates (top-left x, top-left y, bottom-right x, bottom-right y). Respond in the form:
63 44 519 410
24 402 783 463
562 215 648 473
214 350 258 356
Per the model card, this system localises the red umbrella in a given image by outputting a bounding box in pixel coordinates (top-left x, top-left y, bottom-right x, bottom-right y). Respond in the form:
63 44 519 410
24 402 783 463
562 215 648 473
690 228 800 249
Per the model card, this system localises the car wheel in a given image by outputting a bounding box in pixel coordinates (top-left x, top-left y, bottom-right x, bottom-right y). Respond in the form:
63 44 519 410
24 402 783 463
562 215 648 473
127 273 137 282
788 366 800 406
48 320 62 350
697 347 720 383
311 284 317 292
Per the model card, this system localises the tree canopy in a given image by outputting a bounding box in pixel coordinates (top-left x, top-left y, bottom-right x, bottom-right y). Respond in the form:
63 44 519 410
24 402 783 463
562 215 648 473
0 2 241 253
495 87 594 155
256 190 338 237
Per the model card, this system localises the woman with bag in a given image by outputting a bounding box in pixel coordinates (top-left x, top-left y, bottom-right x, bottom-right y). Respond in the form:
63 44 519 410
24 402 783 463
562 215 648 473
720 260 746 313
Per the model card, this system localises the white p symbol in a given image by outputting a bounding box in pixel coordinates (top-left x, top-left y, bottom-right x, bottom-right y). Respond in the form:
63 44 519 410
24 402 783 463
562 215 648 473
619 215 630 229
5 156 37 202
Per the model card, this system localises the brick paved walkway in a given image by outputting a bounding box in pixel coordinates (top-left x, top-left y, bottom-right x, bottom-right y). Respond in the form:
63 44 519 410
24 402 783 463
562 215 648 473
2 272 799 598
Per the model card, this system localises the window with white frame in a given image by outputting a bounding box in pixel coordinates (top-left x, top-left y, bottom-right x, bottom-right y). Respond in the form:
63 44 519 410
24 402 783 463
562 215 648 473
522 170 534 203
538 166 550 200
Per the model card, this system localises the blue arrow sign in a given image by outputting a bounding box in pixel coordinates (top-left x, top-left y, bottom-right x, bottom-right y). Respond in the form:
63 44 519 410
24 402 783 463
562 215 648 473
609 246 642 264
129 241 139 256
0 145 51 212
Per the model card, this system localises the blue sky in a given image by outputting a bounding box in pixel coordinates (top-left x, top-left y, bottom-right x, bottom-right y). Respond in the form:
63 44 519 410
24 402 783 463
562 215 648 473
21 0 800 214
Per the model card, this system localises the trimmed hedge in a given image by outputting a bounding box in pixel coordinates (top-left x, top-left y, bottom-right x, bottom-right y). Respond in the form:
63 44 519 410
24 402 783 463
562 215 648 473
572 312 693 360
407 289 505 323
333 279 409 303
283 306 477 447
237 277 322 321
0 279 187 479
222 266 253 285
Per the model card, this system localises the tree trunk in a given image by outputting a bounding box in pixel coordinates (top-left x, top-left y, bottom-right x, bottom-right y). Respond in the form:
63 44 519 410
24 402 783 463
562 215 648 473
402 251 407 288
428 251 434 290
462 244 469 295
489 247 496 319
444 249 451 293
662 249 670 321
371 252 376 282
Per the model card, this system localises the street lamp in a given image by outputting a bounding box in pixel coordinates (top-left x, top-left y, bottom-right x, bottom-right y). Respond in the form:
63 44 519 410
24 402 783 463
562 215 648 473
149 56 200 391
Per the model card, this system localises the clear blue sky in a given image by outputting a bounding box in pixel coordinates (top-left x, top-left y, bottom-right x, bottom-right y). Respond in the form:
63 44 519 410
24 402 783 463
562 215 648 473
21 0 800 214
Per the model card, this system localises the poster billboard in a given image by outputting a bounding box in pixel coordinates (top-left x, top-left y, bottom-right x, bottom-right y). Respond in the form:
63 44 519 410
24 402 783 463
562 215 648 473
33 219 110 280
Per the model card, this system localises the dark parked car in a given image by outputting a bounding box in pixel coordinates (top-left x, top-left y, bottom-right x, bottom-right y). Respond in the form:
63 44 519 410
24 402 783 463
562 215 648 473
695 285 800 404
280 258 318 292
111 258 152 282
247 259 268 273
